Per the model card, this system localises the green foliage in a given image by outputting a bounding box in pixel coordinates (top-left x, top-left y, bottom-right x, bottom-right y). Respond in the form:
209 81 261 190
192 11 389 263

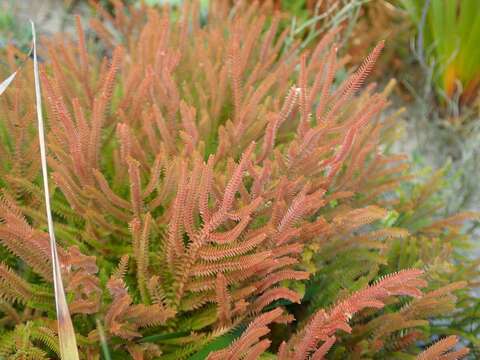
401 0 480 106
0 2 32 52
303 161 480 358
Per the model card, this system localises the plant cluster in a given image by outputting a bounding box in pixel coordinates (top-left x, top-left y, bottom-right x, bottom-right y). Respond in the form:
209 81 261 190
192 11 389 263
0 1 477 359
401 0 480 108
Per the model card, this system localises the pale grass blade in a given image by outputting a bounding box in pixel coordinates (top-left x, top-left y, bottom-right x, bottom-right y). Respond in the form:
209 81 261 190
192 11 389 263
0 71 18 96
31 20 80 360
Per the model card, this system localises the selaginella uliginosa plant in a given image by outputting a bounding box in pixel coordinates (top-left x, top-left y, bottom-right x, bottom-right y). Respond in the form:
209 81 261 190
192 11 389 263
0 1 477 359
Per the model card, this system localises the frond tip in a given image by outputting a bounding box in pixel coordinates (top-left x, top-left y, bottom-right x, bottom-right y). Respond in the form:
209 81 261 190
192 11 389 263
280 269 428 360
417 336 469 360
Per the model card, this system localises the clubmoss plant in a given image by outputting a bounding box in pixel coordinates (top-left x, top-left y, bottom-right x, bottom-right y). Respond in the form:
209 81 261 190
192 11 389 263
0 1 477 359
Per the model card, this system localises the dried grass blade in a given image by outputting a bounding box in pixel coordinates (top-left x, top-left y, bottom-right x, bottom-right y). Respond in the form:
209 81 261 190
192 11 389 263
31 20 80 359
0 72 18 96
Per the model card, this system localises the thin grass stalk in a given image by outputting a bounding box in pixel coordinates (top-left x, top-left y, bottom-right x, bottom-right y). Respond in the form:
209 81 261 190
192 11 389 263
97 318 112 360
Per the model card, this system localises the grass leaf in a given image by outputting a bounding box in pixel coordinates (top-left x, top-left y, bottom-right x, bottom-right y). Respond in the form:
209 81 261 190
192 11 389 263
0 71 17 96
31 20 80 360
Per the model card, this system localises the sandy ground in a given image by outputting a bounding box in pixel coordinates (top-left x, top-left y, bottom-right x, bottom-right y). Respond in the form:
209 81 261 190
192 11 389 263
9 0 89 35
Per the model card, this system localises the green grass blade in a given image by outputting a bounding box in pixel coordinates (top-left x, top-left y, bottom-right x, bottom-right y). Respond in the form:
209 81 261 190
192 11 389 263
96 319 112 360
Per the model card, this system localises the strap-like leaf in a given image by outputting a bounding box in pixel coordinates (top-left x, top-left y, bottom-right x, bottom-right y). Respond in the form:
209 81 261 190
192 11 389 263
31 20 80 360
